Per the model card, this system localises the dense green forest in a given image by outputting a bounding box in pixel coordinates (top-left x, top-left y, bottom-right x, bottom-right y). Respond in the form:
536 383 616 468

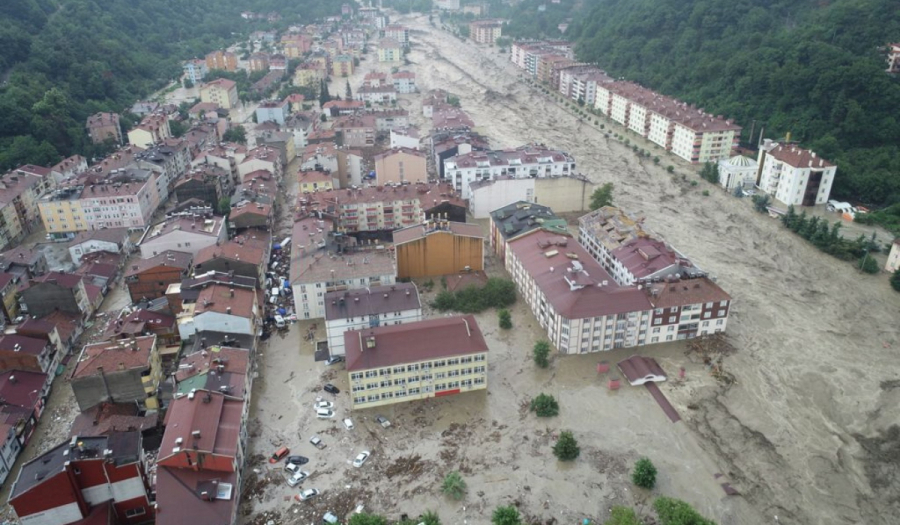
0 0 339 170
558 0 900 206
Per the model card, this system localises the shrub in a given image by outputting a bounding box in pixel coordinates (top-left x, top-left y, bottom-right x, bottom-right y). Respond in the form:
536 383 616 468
553 431 580 460
690 180 698 187
632 458 657 489
858 254 879 274
653 156 660 164
420 511 441 525
431 278 516 313
666 165 674 173
498 309 512 329
751 194 771 213
652 497 716 525
492 506 521 525
441 471 466 500
702 190 710 196
349 514 388 525
530 393 559 417
532 340 551 368
604 506 641 525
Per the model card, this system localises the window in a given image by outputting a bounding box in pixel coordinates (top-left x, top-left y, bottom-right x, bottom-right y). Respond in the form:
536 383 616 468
365 371 377 378
354 396 366 404
394 379 405 386
668 316 676 323
392 366 405 374
352 385 365 392
433 360 446 368
434 372 446 379
719 300 727 307
670 307 678 313
408 387 420 395
474 377 485 385
447 358 460 365
651 337 659 343
380 380 391 388
125 508 146 518
705 302 713 308
654 318 661 325
350 373 363 381
718 310 726 317
652 327 660 334
716 319 724 326
408 364 419 371
447 370 459 377
666 335 673 341
474 366 485 374
474 355 485 362
366 383 378 390
704 312 711 319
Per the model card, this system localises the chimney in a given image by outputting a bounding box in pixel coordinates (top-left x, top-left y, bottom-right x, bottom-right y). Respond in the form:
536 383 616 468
226 306 232 314
230 288 235 297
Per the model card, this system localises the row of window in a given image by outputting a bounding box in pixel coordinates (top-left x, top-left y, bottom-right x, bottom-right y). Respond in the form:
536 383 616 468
352 377 486 404
350 355 485 380
353 364 486 383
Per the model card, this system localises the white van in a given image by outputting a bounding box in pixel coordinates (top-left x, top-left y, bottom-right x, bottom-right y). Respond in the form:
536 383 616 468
316 408 335 419
274 315 286 328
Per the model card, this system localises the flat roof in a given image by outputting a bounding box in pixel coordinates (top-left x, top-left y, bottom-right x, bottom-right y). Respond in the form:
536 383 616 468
325 283 420 321
392 221 483 245
345 315 488 371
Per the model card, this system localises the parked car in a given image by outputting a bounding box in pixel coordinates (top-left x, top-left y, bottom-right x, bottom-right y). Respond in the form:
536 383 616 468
375 415 391 428
316 408 335 419
269 446 289 463
286 455 309 466
343 418 354 430
286 470 309 487
285 463 303 475
314 401 334 410
296 488 320 501
352 450 371 468
309 435 326 449
323 512 339 525
326 356 344 365
323 383 340 394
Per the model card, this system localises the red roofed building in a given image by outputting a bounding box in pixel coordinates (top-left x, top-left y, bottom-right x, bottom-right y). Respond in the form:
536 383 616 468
393 220 484 279
0 334 59 375
194 231 271 283
71 336 161 411
757 139 837 206
345 315 488 409
125 250 193 302
180 284 260 339
9 432 154 525
19 271 102 320
228 201 273 231
156 390 246 525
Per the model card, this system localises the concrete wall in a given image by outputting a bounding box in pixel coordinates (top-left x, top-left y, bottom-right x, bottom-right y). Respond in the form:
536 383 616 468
72 369 148 411
533 176 594 214
20 284 80 318
396 232 483 279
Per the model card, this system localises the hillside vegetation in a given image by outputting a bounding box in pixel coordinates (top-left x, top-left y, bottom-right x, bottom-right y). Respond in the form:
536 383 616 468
564 0 900 206
0 0 339 170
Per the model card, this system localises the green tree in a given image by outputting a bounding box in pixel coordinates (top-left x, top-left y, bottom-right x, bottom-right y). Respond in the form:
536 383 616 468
751 194 771 213
217 197 232 216
604 506 642 525
532 340 550 368
222 125 247 144
420 511 441 525
699 162 719 183
891 269 900 292
498 309 512 329
349 513 388 525
441 471 466 500
345 80 353 99
530 393 559 417
632 458 657 489
169 119 188 138
590 182 614 210
553 431 580 461
652 497 716 525
491 506 521 525
666 166 674 173
858 253 879 274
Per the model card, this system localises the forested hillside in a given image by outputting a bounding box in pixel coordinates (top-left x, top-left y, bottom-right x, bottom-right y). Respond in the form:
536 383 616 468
565 0 900 206
0 0 339 170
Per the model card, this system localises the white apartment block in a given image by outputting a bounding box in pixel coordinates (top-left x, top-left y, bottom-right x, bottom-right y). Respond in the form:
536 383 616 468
324 283 422 356
756 140 836 206
443 145 576 199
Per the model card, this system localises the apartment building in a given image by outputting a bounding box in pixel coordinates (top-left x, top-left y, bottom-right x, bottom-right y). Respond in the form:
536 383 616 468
205 50 238 72
71 335 161 411
9 432 155 525
86 112 123 145
325 283 422 356
0 334 59 376
510 40 574 72
469 20 503 44
127 113 171 148
367 109 409 131
333 54 355 77
67 227 131 265
334 116 377 148
355 85 398 105
594 81 741 164
378 38 403 62
346 315 488 409
183 59 208 84
177 284 260 339
289 216 397 319
298 170 334 193
443 144 576 199
393 220 484 279
0 169 53 250
392 71 417 93
200 78 239 109
19 271 102 320
390 127 420 150
248 53 269 72
138 215 227 258
79 171 161 231
125 250 193 302
194 231 271 284
382 25 410 45
488 201 568 261
374 147 427 185
756 140 836 206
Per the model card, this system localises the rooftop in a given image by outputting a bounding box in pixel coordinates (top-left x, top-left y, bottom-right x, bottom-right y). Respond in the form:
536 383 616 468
446 143 574 169
0 369 48 408
0 334 48 356
490 201 569 240
195 231 270 267
159 390 243 459
194 284 257 319
578 206 652 252
325 283 420 321
140 215 225 244
125 250 193 277
174 346 250 398
373 147 425 161
99 309 176 341
202 78 236 90
345 315 488 371
644 276 731 309
156 467 237 525
289 217 397 285
765 143 835 169
611 237 695 280
66 227 130 248
392 220 483 245
72 335 157 379
69 402 159 437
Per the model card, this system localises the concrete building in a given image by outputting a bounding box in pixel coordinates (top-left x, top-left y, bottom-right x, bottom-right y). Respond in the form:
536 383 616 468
383 25 410 45
392 71 417 93
86 112 123 145
355 85 398 105
289 216 397 319
19 272 102 321
345 315 488 409
756 140 836 206
378 38 403 63
248 53 269 72
200 78 239 109
488 201 568 261
390 127 420 150
177 284 260 339
469 20 503 44
127 113 171 148
0 168 53 250
468 174 594 218
887 43 900 73
443 145 576 199
183 59 208 84
125 250 193 302
374 148 427 185
9 432 155 525
194 232 271 284
0 334 59 376
255 98 290 126
332 54 355 77
393 220 484 279
71 336 161 411
138 215 227 258
717 155 758 192
325 283 422 357
205 50 238 72
67 228 132 265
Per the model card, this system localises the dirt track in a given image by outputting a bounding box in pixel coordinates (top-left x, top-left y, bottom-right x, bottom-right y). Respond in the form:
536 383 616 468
398 14 900 525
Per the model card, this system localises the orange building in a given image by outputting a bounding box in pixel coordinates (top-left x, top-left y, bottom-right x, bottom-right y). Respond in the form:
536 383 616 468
393 221 484 279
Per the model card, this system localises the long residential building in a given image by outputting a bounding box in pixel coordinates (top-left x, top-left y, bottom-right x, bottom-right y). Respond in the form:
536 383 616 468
594 81 741 164
505 227 731 353
324 282 422 357
345 315 488 409
443 144 576 199
756 139 836 206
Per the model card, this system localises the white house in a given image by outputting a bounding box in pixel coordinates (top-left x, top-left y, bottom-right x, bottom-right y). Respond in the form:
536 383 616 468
354 86 398 105
390 127 419 150
757 139 836 206
67 227 132 265
324 283 422 356
717 155 758 192
443 144 576 199
138 215 227 258
392 71 417 93
177 284 259 339
255 99 290 126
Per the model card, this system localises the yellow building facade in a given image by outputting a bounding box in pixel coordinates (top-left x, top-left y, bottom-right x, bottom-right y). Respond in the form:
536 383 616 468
38 195 87 234
345 315 488 410
294 68 323 87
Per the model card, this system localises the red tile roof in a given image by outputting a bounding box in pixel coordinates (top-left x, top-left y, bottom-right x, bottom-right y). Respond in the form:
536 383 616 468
194 284 256 319
644 277 731 309
766 144 835 169
159 390 242 458
156 467 237 525
345 316 488 371
0 334 48 356
72 336 156 379
610 237 685 279
0 370 47 408
392 221 483 245
125 250 193 277
69 402 159 437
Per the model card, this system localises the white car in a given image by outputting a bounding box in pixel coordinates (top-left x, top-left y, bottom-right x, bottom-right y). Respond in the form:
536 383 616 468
343 418 354 430
297 488 320 501
352 451 370 468
316 408 335 419
285 463 303 475
286 470 309 487
315 401 334 410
